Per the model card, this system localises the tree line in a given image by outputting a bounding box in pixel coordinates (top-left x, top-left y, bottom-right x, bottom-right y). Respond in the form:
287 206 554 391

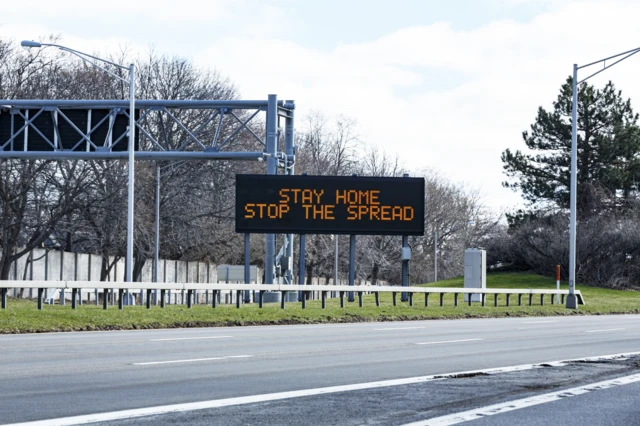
498 77 640 288
0 35 496 286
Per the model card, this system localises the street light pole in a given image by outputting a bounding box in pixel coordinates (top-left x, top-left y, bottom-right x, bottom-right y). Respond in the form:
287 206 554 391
433 231 437 282
21 40 136 307
567 64 578 309
567 46 640 309
126 63 135 286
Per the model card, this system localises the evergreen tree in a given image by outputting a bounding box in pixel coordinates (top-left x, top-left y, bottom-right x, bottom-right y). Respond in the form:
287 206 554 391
502 77 640 216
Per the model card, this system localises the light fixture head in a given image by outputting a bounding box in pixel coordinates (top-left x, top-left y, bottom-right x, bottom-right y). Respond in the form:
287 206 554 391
21 40 42 48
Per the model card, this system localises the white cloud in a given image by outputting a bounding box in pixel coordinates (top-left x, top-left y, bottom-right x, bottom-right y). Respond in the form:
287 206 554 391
194 0 640 213
1 0 237 22
3 0 640 214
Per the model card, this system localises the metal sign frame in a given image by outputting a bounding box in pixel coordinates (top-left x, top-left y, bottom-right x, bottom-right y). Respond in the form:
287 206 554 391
0 95 295 286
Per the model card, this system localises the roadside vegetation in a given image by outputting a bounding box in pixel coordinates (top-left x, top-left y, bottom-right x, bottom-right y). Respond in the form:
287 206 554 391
1 273 638 334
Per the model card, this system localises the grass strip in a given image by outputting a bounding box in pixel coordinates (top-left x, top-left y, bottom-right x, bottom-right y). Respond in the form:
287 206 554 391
0 273 638 334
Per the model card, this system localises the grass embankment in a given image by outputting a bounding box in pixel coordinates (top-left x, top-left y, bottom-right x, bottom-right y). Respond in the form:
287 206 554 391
0 273 638 333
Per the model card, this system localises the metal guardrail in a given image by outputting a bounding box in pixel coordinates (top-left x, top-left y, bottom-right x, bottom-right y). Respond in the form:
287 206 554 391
0 280 585 310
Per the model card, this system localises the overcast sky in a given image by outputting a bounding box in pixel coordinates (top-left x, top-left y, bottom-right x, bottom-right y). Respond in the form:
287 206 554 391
2 0 640 214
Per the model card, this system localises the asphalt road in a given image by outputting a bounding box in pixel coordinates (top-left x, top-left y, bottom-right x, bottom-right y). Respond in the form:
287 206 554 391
1 314 639 425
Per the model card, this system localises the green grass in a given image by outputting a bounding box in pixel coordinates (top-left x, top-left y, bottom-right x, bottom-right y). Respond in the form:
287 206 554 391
1 272 638 334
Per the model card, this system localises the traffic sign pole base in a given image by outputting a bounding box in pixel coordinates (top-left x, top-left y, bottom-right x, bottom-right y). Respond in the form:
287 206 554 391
565 294 578 309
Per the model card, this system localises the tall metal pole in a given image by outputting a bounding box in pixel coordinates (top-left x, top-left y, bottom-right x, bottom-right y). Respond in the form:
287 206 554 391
298 234 306 301
244 233 251 303
264 95 278 285
401 173 409 301
334 235 339 284
567 63 579 309
125 63 136 296
401 235 409 302
434 231 438 282
284 100 295 287
153 163 160 305
348 235 356 302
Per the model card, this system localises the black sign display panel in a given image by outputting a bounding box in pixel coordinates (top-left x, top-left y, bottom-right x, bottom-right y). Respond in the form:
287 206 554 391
0 108 139 152
236 174 425 235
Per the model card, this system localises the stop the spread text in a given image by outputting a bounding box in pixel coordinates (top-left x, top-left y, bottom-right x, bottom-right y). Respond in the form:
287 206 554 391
243 189 415 221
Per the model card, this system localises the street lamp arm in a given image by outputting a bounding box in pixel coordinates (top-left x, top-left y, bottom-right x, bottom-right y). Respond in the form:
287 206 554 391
53 46 130 84
578 46 640 70
579 48 640 84
21 40 129 83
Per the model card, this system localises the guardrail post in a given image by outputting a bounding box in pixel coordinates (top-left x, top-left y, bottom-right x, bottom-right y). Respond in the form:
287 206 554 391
259 291 264 308
302 293 307 309
375 292 380 307
103 289 108 310
321 291 326 309
518 294 522 306
481 294 485 307
71 289 77 309
468 293 472 307
494 294 498 307
1 288 6 309
454 293 458 307
551 294 554 305
562 294 565 304
187 290 193 308
236 291 241 309
408 292 413 307
540 294 544 306
118 289 124 310
358 291 363 307
439 293 444 307
38 288 43 310
340 291 345 308
160 290 166 308
146 290 152 309
392 292 397 306
529 294 533 306
425 293 429 307
212 290 217 308
281 292 286 309
506 294 510 307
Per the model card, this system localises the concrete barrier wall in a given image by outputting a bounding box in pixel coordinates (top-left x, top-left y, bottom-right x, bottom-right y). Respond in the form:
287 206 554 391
6 249 225 299
5 248 385 300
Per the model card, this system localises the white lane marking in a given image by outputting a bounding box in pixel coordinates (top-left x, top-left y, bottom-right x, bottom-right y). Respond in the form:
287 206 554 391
521 321 557 324
374 327 426 331
150 336 233 341
584 328 625 333
416 338 483 345
7 351 640 426
403 372 640 426
134 355 252 366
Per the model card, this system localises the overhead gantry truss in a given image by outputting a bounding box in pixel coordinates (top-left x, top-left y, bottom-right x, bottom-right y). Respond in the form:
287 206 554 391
0 98 295 163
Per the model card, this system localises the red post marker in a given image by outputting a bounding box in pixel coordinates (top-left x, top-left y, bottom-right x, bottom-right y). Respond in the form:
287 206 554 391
556 265 561 303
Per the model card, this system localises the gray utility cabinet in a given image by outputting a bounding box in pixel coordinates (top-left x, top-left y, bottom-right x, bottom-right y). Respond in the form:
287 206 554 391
464 249 486 302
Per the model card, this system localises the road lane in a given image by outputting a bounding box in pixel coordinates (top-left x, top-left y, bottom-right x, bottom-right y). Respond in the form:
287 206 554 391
0 315 639 424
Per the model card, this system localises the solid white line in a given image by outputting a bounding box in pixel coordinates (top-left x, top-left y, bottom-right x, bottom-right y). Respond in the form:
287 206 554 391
149 336 233 341
521 321 557 324
402 372 640 426
374 327 426 331
7 351 640 426
134 355 252 366
416 339 482 345
584 328 625 333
